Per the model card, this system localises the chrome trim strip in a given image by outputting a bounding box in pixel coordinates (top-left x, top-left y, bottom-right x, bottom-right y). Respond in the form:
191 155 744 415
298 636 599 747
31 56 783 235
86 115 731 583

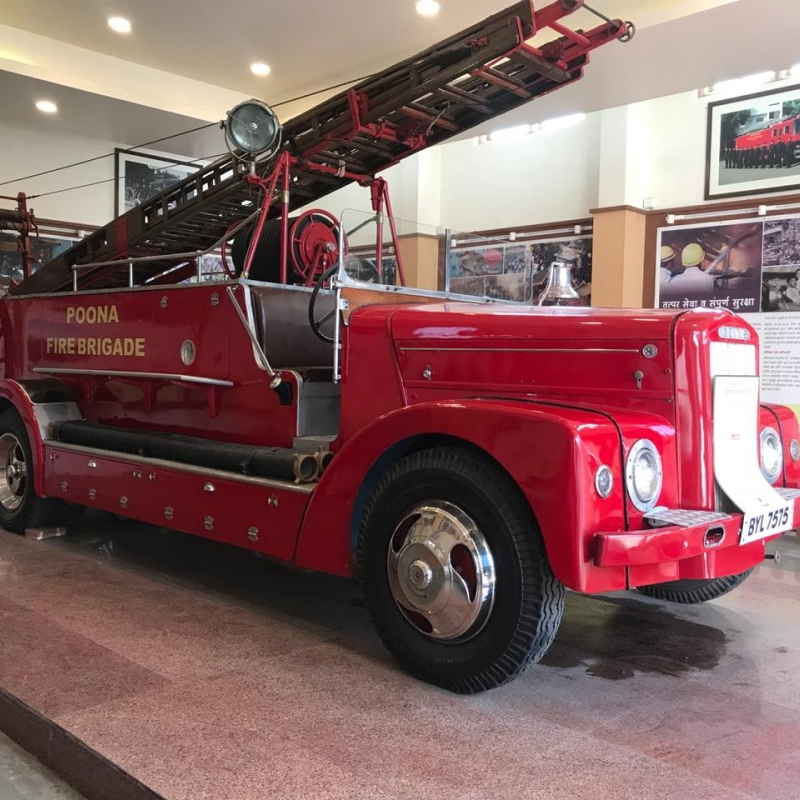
399 347 641 354
32 367 233 387
9 280 240 300
44 442 314 495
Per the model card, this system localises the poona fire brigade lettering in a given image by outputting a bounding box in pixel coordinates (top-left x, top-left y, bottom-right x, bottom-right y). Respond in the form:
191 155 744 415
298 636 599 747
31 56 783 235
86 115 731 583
45 304 146 357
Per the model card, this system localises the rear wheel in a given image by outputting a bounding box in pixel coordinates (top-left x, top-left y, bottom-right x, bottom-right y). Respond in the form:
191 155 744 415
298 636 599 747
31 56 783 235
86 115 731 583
636 569 754 604
0 409 83 534
357 447 564 694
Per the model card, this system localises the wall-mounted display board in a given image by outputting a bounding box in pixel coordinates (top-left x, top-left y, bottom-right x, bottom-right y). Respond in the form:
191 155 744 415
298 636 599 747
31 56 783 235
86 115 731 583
656 215 800 413
0 233 78 288
446 235 592 304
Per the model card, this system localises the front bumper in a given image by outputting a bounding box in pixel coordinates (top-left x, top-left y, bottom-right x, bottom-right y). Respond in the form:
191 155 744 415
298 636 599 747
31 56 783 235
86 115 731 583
594 489 800 569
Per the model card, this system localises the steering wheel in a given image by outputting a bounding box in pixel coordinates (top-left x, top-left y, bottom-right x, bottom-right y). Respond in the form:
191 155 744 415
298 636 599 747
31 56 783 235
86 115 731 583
309 264 340 343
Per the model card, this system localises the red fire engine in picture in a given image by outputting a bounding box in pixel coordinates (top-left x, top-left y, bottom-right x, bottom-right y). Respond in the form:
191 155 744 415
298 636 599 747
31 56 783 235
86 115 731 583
733 115 800 168
1 0 799 695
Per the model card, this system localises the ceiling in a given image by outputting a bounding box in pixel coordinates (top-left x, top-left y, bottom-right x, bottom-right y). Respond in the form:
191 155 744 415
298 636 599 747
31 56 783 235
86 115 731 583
0 70 220 159
0 0 739 103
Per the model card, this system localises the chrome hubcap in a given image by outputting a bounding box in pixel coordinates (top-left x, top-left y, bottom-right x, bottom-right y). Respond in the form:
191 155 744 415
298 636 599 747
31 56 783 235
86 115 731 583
387 501 496 641
0 433 27 512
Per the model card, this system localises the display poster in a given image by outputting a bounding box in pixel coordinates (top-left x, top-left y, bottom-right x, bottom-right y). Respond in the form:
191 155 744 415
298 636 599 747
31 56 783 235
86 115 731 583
655 215 800 417
0 234 76 288
447 237 592 304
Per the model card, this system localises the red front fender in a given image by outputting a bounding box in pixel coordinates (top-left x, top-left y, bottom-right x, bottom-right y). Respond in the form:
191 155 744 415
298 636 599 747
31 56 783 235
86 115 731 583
294 398 628 592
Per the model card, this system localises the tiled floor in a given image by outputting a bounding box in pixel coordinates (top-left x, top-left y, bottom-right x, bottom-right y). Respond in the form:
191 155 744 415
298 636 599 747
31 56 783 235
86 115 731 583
1 512 799 800
0 731 84 800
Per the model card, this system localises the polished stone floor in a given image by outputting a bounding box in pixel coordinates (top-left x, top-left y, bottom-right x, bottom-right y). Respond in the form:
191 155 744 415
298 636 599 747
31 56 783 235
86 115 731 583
0 512 798 800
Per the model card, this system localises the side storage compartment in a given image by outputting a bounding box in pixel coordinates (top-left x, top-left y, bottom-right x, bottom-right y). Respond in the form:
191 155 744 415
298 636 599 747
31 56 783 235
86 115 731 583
44 444 312 562
46 447 151 513
150 467 309 561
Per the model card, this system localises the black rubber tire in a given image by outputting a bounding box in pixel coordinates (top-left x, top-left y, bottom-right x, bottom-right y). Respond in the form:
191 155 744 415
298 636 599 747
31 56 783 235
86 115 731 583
0 409 83 534
357 447 564 694
636 569 755 604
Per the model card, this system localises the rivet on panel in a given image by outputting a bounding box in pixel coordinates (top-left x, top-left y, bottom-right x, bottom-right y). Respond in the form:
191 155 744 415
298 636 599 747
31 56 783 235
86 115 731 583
89 488 97 500
164 506 174 521
248 527 259 542
204 516 214 531
120 496 128 509
268 495 278 508
204 482 215 493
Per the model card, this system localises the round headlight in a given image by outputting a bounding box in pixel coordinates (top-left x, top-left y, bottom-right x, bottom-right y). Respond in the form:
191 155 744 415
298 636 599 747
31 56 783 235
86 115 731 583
625 439 663 512
760 427 783 483
595 465 614 499
791 439 800 462
224 99 282 157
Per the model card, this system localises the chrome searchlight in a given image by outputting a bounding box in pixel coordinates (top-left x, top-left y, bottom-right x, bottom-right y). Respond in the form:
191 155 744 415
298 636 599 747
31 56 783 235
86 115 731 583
223 99 282 159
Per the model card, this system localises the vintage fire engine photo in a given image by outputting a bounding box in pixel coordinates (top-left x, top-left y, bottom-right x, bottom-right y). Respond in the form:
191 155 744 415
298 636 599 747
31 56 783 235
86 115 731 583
707 83 800 199
0 1 798 799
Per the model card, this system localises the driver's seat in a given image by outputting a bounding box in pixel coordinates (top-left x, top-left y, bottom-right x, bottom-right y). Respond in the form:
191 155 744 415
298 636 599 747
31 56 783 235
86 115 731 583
248 284 336 371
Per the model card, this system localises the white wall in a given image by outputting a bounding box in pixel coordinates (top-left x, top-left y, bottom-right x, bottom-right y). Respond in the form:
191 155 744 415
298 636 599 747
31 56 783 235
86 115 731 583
623 92 709 209
438 115 602 232
0 121 204 227
0 122 118 225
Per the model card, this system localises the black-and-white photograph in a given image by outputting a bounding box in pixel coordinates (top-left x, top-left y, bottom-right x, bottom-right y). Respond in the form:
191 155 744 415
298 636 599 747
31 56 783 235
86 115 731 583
762 266 800 312
115 149 204 215
707 84 800 199
763 217 800 267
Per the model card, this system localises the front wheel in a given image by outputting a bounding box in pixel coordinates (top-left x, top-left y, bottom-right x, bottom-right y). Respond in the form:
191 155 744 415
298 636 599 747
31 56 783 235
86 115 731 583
0 409 83 534
357 447 564 694
636 569 754 604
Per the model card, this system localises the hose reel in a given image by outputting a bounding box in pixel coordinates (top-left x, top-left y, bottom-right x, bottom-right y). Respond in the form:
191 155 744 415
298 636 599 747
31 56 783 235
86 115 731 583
232 209 346 285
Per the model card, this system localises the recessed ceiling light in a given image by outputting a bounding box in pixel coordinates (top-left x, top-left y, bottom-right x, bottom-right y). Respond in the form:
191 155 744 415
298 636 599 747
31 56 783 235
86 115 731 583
35 100 58 114
108 16 132 34
416 0 440 16
250 62 271 77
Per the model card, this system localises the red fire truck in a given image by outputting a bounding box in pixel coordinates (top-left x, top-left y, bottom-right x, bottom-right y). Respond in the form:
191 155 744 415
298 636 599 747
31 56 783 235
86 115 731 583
1 1 798 694
733 115 800 168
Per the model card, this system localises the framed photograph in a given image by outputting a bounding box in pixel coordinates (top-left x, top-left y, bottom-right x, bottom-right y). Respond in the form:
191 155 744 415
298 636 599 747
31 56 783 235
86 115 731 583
706 84 800 200
114 149 204 215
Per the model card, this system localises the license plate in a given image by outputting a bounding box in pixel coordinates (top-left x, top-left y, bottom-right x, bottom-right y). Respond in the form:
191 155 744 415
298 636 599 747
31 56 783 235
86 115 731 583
740 501 794 545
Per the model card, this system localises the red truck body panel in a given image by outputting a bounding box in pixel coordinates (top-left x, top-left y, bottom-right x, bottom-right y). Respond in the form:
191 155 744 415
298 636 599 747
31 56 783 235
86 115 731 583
2 281 797 595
